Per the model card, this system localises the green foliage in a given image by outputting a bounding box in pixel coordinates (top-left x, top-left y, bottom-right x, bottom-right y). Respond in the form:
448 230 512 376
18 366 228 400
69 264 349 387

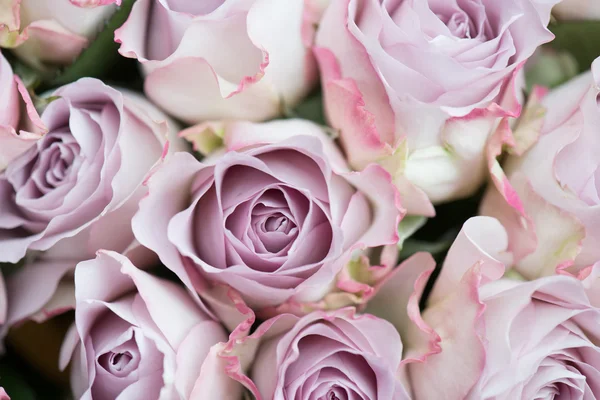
44 0 136 89
551 20 600 72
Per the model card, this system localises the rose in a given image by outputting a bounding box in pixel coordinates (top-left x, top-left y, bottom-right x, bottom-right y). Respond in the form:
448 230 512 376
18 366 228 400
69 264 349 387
388 217 600 399
134 119 402 311
115 0 317 124
315 0 559 215
0 78 172 262
481 59 600 278
553 0 600 20
0 78 178 330
0 1 116 70
222 307 410 399
60 251 240 399
0 50 45 170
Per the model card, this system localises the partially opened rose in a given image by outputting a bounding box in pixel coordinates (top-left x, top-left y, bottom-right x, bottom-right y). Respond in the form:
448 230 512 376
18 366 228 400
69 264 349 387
60 251 239 399
134 119 401 311
553 0 600 20
396 218 600 399
0 0 116 69
222 308 409 399
0 50 45 171
115 0 317 123
0 78 178 330
315 0 558 215
481 59 600 278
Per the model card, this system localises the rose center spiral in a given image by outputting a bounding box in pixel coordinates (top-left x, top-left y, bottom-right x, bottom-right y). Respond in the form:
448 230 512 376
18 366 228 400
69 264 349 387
98 338 140 378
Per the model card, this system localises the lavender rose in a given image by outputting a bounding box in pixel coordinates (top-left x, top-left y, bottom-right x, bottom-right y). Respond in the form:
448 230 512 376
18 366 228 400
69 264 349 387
134 119 402 310
223 308 409 399
60 251 239 399
0 78 178 330
115 0 317 123
315 0 559 214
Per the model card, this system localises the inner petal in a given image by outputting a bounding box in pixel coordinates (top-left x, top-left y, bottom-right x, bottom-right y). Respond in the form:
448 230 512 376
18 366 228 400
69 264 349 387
98 339 140 378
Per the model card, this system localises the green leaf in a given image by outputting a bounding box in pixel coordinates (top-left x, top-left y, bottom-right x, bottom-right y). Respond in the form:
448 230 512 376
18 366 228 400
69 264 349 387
551 21 600 72
0 361 36 400
289 90 326 125
399 228 458 262
44 0 136 89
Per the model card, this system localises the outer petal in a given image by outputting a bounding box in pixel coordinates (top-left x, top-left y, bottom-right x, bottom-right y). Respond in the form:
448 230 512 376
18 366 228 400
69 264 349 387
0 77 46 171
132 151 215 318
70 0 121 6
480 119 538 267
143 57 279 123
219 119 348 172
218 313 299 399
429 216 510 304
340 163 403 248
407 265 487 400
4 260 75 328
314 46 392 170
364 252 436 339
315 0 396 148
11 20 87 68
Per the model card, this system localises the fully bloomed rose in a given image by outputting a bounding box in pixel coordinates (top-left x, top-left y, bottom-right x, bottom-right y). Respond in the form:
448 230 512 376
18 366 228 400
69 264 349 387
134 119 402 311
222 308 410 399
481 59 600 278
553 0 600 20
0 0 117 69
315 0 559 215
388 217 600 399
60 251 239 399
0 78 178 329
115 0 317 124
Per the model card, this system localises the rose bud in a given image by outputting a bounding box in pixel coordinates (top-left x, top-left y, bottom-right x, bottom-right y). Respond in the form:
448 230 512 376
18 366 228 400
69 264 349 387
0 0 117 70
315 0 559 215
60 251 240 399
115 0 317 123
481 58 600 278
135 119 402 312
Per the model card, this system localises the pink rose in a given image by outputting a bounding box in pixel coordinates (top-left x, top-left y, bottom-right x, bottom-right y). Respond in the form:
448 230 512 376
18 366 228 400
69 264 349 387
395 217 600 399
553 0 600 20
481 59 600 278
134 119 402 311
115 0 317 124
0 78 178 330
0 50 45 171
60 251 239 399
0 1 116 69
223 308 409 399
315 0 558 215
0 388 8 400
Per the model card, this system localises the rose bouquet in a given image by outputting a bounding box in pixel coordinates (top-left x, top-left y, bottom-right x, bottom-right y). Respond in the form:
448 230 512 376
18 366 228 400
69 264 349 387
0 0 600 399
